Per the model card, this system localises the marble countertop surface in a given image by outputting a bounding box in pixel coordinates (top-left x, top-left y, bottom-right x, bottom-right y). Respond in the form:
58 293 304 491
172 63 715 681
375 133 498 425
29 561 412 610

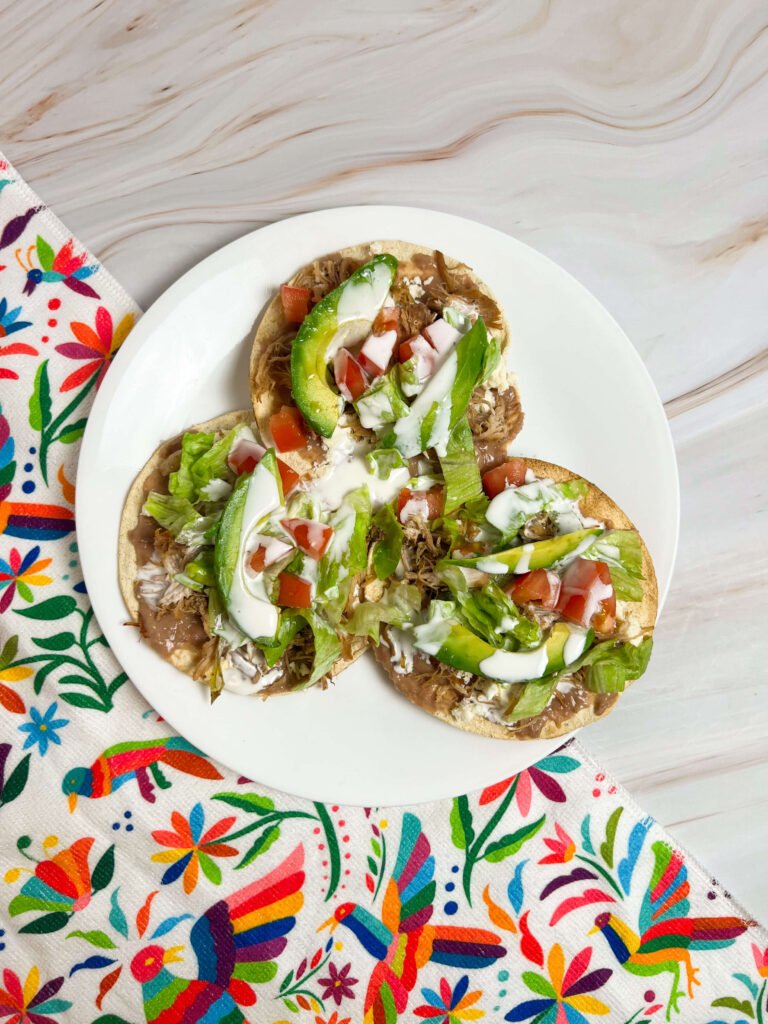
2 0 766 915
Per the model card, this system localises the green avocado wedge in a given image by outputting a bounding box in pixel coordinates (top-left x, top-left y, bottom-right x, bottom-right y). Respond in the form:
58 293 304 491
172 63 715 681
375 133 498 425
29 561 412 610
290 254 398 437
412 618 593 683
440 527 603 576
213 450 283 643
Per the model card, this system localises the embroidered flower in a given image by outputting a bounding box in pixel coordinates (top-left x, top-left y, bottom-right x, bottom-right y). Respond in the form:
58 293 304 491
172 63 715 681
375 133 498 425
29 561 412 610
318 962 358 1006
0 547 52 613
17 703 69 757
55 307 133 392
753 943 768 978
9 837 95 916
0 966 71 1024
414 975 484 1022
539 823 576 865
151 802 237 893
505 944 611 1023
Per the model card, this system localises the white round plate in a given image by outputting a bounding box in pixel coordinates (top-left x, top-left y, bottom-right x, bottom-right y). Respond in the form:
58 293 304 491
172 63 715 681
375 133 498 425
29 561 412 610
78 207 678 806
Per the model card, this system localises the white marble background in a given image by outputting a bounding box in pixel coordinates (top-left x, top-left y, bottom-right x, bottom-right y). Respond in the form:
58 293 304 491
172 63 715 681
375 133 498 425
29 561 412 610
1 0 766 914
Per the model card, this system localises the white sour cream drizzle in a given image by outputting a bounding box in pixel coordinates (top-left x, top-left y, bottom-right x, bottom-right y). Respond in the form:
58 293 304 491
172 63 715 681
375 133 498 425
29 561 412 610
388 628 416 674
309 427 409 512
220 653 283 695
393 350 459 457
477 624 589 684
226 461 282 641
486 478 600 536
326 264 393 360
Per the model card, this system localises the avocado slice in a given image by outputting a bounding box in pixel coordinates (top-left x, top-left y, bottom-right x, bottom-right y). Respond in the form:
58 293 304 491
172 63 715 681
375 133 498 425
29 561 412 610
440 527 603 575
412 618 592 684
290 254 398 437
214 450 284 642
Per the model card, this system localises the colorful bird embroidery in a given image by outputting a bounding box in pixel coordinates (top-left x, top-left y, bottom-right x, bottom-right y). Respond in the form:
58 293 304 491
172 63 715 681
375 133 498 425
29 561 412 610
16 235 99 298
590 841 747 1018
130 844 305 1024
62 737 223 812
320 813 505 1024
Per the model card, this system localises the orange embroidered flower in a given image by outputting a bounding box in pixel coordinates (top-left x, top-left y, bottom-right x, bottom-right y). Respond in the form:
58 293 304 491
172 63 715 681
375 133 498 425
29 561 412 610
151 802 237 893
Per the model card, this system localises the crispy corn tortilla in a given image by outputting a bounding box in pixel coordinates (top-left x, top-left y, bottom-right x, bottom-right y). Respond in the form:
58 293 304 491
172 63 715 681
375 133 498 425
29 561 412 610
376 458 658 740
118 410 367 690
249 241 515 477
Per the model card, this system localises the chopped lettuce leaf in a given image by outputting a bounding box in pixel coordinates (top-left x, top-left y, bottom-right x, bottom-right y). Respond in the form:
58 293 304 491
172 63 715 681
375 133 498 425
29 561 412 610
354 373 410 432
176 510 223 548
343 582 421 643
439 415 483 514
143 492 199 537
258 611 304 668
188 425 249 498
366 448 407 480
169 431 214 500
398 355 424 398
505 677 559 723
480 335 501 383
296 609 342 687
285 490 320 521
580 636 653 693
371 504 403 580
443 572 543 651
442 304 472 333
582 530 644 602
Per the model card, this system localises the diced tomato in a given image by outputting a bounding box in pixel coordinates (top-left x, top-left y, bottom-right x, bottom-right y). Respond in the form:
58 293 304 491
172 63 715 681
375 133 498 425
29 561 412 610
270 406 310 452
556 559 616 628
277 458 300 496
397 486 444 524
227 437 266 476
508 569 561 610
280 517 333 559
334 348 368 402
399 336 419 362
277 572 313 609
422 318 461 355
280 285 310 324
373 306 399 334
482 460 528 498
249 547 267 572
358 330 398 378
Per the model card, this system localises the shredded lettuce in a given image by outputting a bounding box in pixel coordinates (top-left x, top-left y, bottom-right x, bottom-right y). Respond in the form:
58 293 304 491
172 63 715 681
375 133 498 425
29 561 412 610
366 448 406 480
580 636 653 693
398 356 424 398
188 425 250 498
582 530 644 602
169 431 214 500
354 374 410 432
505 677 559 723
343 582 421 642
143 492 199 537
296 609 342 687
443 572 543 651
176 510 223 548
442 305 472 333
439 415 483 514
371 504 403 580
258 611 304 668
